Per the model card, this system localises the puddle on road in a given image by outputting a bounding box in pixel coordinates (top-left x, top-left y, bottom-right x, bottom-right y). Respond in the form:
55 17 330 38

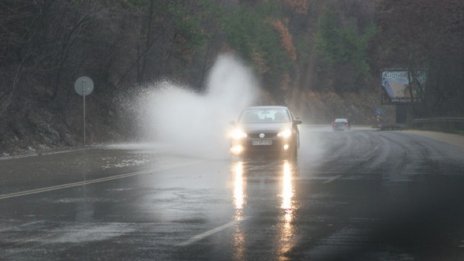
101 158 150 169
44 223 136 243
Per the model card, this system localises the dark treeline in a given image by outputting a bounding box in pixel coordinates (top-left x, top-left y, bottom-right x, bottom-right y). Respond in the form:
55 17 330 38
0 0 463 151
374 0 464 117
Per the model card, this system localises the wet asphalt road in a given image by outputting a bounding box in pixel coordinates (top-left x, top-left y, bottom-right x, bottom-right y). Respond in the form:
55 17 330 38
1 126 464 260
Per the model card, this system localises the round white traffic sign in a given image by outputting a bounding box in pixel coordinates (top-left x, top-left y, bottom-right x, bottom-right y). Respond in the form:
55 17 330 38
74 76 94 96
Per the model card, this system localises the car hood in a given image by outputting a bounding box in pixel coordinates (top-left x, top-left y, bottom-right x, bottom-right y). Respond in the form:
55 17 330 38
242 123 292 133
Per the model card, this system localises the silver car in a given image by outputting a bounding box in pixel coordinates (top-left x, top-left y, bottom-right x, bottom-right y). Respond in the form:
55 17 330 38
332 118 351 131
228 106 302 159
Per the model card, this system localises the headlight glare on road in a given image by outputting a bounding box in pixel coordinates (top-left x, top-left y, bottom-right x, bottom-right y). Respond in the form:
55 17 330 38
229 128 247 140
278 129 292 139
230 145 244 155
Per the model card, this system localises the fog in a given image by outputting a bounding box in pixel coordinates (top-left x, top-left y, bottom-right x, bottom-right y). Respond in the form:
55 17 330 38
137 54 259 158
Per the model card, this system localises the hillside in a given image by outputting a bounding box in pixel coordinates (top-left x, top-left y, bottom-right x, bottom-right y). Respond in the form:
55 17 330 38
1 0 462 154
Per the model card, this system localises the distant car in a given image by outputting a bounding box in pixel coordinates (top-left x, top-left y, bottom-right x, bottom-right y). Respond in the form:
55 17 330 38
332 118 350 131
228 106 302 159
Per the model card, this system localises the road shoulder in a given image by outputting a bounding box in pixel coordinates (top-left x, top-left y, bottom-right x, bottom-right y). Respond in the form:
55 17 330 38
401 130 464 150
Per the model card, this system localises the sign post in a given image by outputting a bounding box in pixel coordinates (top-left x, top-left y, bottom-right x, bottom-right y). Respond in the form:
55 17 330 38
74 76 94 145
381 69 426 104
381 69 427 124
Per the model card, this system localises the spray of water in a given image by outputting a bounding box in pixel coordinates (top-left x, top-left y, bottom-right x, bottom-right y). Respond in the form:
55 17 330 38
138 54 259 158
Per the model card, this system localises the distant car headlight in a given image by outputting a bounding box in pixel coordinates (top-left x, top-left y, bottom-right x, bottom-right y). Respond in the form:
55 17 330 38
277 128 292 139
229 128 247 140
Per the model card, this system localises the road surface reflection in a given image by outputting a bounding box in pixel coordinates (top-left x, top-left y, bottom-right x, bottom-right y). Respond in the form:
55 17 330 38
232 161 246 261
230 160 298 260
278 160 296 260
233 161 246 211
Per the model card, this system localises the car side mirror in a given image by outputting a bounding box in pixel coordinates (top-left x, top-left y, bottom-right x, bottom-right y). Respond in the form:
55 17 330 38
294 119 302 125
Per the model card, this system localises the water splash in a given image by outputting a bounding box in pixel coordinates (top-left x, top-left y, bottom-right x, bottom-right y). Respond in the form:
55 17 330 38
138 54 259 158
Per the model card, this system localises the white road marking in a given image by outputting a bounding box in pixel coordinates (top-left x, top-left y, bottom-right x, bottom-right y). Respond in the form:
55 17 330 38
0 148 90 161
0 220 45 233
177 217 249 247
323 175 342 184
0 162 200 201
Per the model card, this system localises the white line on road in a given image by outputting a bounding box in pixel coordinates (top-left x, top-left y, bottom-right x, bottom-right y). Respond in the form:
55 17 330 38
177 217 249 247
0 162 200 201
0 220 45 233
0 147 90 161
323 175 342 184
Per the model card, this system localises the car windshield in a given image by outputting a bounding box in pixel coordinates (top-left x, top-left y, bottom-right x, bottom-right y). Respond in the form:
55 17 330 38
240 108 290 123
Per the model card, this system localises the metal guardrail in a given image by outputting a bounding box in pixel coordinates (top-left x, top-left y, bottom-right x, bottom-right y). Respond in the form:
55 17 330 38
411 117 464 132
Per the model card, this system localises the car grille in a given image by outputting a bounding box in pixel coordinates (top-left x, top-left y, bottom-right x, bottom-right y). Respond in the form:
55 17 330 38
248 132 278 139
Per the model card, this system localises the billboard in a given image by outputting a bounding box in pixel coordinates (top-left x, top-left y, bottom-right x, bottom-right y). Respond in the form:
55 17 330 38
381 70 426 103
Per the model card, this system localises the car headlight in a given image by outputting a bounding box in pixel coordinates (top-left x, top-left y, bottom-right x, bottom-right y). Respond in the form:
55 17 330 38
229 128 247 140
277 128 292 139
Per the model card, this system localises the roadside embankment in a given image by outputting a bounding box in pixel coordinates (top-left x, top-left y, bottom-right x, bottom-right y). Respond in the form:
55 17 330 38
411 117 464 134
402 130 464 150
